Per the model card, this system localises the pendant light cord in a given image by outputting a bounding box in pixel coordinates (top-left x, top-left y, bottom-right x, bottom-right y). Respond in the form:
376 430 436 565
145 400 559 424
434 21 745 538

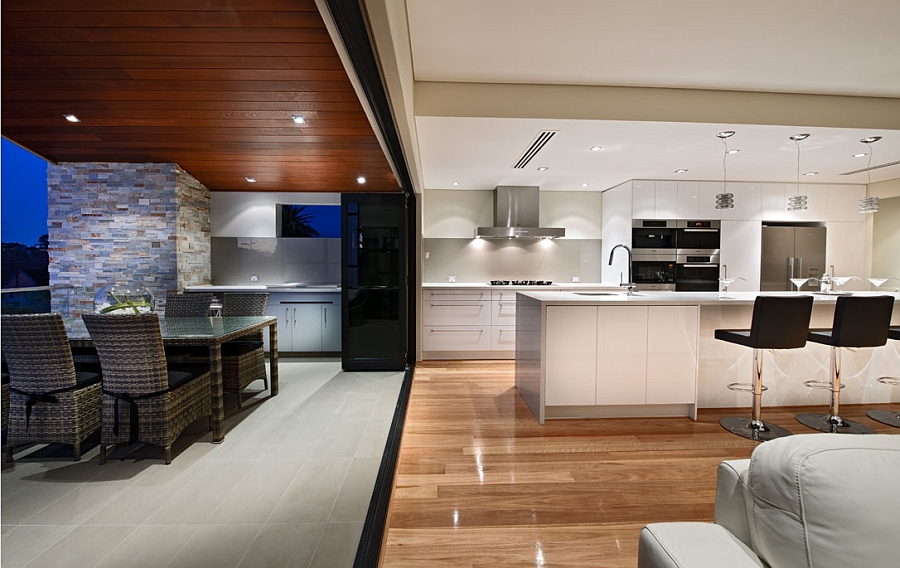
795 138 801 195
721 136 729 190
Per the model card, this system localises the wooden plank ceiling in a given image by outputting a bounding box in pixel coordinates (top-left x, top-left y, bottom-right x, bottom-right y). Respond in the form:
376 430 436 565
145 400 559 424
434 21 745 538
1 0 399 193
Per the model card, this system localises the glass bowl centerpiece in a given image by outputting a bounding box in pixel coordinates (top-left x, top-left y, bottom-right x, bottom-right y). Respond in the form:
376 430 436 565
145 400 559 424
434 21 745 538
93 282 154 314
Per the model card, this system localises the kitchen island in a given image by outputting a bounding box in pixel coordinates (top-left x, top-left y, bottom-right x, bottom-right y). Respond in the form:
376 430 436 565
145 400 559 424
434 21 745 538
515 290 900 423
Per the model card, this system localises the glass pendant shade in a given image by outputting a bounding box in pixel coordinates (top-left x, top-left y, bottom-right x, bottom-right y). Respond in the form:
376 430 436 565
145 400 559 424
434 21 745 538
858 195 879 213
715 192 734 209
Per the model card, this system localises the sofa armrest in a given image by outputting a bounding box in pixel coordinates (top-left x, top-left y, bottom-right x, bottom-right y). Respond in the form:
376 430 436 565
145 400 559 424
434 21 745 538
713 458 751 547
638 522 764 568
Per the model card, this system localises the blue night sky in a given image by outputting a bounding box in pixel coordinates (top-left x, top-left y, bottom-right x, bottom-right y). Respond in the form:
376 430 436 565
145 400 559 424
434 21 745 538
2 138 49 246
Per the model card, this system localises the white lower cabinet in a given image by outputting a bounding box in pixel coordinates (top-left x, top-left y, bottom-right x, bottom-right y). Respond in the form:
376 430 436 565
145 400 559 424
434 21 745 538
597 306 648 405
422 289 491 352
544 305 699 407
545 306 597 405
646 306 699 404
266 293 341 352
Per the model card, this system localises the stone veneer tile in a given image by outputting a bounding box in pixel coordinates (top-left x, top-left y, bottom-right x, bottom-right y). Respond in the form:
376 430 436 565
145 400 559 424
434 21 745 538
48 162 211 315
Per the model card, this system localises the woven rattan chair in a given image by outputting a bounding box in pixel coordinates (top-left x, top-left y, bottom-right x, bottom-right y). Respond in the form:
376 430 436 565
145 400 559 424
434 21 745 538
221 292 269 407
82 313 212 464
2 313 102 462
164 292 213 317
164 292 214 363
2 360 11 433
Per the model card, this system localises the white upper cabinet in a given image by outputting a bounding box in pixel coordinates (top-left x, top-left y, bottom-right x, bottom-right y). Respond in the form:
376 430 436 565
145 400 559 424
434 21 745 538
719 220 762 291
632 181 655 218
698 182 723 220
719 182 761 221
632 180 677 219
760 183 787 221
676 181 701 219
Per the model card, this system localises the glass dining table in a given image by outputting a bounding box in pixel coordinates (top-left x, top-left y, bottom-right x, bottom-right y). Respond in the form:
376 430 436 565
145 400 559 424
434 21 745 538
65 315 278 443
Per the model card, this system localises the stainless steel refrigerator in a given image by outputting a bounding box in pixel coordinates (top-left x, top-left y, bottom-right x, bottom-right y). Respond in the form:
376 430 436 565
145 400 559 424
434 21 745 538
760 225 826 291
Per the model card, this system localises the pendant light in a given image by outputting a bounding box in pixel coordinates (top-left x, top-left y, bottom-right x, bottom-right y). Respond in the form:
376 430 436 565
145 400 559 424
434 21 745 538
715 131 735 209
787 134 809 211
858 136 881 213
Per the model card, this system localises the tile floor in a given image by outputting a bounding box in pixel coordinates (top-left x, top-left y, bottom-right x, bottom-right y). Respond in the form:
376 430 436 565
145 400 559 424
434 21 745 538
1 358 404 568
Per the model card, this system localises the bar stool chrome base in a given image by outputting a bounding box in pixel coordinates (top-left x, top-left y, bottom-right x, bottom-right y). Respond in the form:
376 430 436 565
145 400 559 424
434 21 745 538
866 410 900 428
720 416 793 441
796 412 875 434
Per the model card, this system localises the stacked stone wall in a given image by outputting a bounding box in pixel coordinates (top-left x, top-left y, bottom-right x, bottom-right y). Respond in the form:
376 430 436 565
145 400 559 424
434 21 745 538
47 162 210 315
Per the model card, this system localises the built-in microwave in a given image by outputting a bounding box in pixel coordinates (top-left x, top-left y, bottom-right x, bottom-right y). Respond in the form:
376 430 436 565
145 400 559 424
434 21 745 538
632 219 676 254
675 220 720 255
675 253 720 292
632 254 676 291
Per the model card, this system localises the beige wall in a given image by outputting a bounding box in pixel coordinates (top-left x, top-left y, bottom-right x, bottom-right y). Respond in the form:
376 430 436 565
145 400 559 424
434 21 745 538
871 196 900 291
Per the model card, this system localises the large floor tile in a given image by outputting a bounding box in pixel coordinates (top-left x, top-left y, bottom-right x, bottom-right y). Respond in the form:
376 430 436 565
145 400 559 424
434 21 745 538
237 522 325 568
95 525 200 568
329 458 382 523
309 521 363 568
205 458 304 525
0 525 76 568
144 459 256 525
24 525 136 568
166 524 261 568
267 458 352 524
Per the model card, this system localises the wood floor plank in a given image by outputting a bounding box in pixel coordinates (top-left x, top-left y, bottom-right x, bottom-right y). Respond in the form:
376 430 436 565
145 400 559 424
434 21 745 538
380 360 900 567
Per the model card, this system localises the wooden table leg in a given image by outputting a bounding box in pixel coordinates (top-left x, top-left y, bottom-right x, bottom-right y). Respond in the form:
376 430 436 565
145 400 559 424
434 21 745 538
209 343 225 443
269 321 279 397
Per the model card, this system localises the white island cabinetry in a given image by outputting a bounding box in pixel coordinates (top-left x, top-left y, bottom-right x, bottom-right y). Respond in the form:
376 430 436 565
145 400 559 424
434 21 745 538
544 304 698 412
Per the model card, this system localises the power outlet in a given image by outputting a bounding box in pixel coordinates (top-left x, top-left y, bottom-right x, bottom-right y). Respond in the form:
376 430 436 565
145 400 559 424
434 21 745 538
249 274 259 282
447 275 456 283
571 276 580 282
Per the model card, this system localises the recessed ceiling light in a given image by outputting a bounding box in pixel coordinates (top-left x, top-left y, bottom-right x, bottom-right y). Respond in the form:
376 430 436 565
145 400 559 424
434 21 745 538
803 172 818 176
590 146 602 152
716 130 735 139
245 177 257 183
853 153 867 158
674 169 688 174
452 181 460 186
580 183 589 187
726 149 740 154
789 133 810 141
861 136 882 144
537 167 549 171
356 176 366 184
63 114 80 123
292 115 305 124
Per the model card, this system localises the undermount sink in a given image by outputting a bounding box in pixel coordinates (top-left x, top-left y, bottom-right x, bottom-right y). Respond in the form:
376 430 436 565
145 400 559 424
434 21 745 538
575 291 639 296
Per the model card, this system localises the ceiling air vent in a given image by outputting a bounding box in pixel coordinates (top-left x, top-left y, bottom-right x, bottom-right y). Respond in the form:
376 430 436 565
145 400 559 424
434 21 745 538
513 130 557 169
840 160 900 175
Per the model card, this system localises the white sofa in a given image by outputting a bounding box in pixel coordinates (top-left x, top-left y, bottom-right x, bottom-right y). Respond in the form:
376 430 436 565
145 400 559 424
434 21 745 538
638 433 900 568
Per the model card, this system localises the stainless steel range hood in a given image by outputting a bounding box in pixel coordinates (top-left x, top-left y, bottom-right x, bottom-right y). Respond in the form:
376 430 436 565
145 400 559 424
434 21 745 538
475 186 565 239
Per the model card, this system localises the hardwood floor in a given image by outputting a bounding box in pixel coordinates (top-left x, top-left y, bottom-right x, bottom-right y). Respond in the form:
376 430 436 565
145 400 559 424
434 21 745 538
380 360 900 567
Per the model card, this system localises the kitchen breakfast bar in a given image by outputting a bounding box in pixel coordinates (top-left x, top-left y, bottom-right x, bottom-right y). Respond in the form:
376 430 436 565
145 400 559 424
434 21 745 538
514 290 900 423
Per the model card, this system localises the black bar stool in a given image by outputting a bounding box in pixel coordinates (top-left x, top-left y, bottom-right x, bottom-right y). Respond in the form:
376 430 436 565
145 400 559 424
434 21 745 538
716 295 814 441
797 296 895 434
867 326 900 428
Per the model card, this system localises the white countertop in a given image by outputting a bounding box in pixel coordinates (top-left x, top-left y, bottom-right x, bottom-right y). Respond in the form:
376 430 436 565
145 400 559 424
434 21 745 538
186 284 341 292
422 282 630 291
517 290 900 306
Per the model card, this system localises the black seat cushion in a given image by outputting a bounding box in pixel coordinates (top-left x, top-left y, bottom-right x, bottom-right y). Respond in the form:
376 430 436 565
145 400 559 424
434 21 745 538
75 371 102 388
221 340 263 356
807 295 894 348
714 329 754 347
167 365 209 390
2 370 9 384
889 327 900 341
715 295 814 349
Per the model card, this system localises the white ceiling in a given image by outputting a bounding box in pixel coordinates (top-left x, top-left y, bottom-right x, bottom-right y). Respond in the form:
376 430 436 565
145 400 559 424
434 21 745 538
401 0 900 191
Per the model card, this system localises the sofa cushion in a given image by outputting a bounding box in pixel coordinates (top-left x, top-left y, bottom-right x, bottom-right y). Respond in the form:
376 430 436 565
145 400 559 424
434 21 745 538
638 522 764 568
746 433 900 568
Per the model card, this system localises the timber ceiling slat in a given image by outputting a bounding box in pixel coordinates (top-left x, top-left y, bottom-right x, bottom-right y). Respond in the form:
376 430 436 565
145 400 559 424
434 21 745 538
1 1 398 193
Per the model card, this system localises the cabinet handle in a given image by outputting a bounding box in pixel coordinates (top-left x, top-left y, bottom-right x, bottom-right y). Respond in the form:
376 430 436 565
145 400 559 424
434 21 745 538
497 302 517 306
430 329 483 333
430 303 484 307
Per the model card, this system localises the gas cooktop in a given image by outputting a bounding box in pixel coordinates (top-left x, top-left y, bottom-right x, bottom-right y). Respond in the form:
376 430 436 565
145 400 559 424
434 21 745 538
490 280 553 286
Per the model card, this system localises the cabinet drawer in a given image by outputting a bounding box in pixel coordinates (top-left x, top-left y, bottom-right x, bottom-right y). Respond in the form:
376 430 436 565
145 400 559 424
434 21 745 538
491 290 524 302
491 300 517 324
423 299 491 326
423 326 491 351
423 288 489 301
491 326 516 350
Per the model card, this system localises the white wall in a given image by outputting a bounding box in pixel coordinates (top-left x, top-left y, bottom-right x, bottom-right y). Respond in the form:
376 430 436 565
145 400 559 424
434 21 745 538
871 196 900 291
210 192 340 237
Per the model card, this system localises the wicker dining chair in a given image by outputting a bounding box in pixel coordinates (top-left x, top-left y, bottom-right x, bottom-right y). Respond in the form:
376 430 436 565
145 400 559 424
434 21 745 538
163 292 214 363
82 313 212 464
1 313 102 462
221 292 269 407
